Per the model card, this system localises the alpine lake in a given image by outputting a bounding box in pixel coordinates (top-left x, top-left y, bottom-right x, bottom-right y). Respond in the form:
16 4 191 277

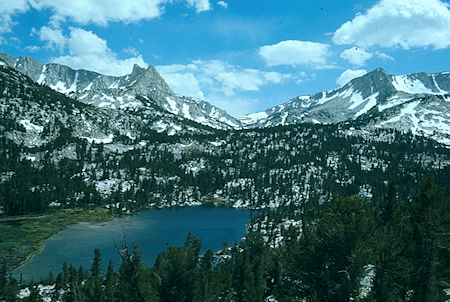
11 206 252 281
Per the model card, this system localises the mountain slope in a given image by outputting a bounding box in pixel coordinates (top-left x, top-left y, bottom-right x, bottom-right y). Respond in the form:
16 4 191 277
239 68 450 145
0 53 241 129
0 62 217 150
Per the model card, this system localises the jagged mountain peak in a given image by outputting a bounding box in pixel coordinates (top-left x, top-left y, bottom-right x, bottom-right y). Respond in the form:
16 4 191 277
239 68 450 145
344 67 396 100
131 63 145 74
0 52 18 67
1 52 242 130
127 63 174 97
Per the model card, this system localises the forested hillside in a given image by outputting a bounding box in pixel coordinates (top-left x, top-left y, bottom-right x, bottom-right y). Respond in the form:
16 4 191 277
1 177 448 301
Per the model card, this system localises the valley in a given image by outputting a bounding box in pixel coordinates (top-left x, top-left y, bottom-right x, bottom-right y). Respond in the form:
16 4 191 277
0 53 449 301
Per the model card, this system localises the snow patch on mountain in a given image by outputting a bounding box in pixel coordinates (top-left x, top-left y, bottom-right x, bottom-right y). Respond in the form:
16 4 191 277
317 88 354 105
355 93 378 117
19 119 44 133
348 92 364 110
37 65 46 84
182 103 192 119
80 133 114 144
238 111 269 125
392 75 433 94
1 53 242 131
238 68 450 146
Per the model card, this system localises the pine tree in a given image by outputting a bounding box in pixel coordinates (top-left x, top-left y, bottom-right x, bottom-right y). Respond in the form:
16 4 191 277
116 237 151 301
194 249 214 302
0 263 7 299
410 175 447 301
103 260 118 302
90 249 102 278
85 249 103 302
3 276 19 302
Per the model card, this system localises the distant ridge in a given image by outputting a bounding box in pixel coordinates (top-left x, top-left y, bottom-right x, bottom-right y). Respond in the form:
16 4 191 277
239 68 450 145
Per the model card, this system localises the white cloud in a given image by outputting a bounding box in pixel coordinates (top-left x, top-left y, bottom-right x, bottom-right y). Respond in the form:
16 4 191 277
157 60 292 116
10 37 21 44
123 47 140 57
294 71 308 84
206 96 255 117
333 0 450 49
336 69 367 86
340 47 373 66
0 0 29 34
26 45 41 52
375 51 394 61
158 60 291 97
51 27 146 76
186 0 211 12
32 26 66 51
29 0 164 26
162 71 205 99
66 28 107 56
214 68 288 95
28 0 212 26
217 1 228 8
259 40 331 67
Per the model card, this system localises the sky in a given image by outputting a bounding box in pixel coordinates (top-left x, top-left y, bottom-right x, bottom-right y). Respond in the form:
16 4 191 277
0 0 449 117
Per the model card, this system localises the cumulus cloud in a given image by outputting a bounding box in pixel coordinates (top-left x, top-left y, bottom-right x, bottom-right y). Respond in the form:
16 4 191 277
160 70 205 99
0 0 211 45
157 60 292 116
333 0 450 49
336 69 367 86
25 0 212 26
0 0 29 34
259 40 331 67
340 47 373 66
217 1 228 8
32 26 65 51
28 0 164 26
49 27 146 76
158 60 291 97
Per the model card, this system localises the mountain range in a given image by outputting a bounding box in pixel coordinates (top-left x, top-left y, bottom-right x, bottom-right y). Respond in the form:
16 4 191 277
1 52 449 145
240 68 450 145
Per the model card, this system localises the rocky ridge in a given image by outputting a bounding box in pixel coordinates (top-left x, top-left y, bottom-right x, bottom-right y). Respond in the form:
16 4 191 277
0 53 241 130
2 52 449 146
239 68 450 145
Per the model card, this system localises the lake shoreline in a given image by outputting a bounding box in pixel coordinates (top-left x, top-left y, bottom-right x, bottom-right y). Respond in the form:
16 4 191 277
11 206 251 282
0 207 114 274
2 203 252 277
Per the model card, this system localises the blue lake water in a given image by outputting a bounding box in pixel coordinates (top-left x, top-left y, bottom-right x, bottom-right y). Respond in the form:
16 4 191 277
13 207 251 281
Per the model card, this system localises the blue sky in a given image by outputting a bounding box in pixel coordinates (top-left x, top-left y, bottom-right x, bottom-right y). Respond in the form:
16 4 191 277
1 0 449 116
